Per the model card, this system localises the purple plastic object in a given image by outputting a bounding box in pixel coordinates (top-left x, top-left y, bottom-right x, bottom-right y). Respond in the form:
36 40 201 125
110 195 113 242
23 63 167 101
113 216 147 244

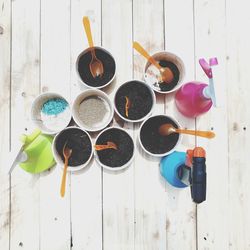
175 57 218 118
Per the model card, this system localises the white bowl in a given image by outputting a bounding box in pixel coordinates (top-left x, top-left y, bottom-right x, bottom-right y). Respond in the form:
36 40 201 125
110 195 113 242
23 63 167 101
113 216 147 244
52 126 93 172
31 92 71 135
76 46 116 89
94 127 135 171
72 89 114 132
114 80 156 123
138 115 182 157
144 51 185 94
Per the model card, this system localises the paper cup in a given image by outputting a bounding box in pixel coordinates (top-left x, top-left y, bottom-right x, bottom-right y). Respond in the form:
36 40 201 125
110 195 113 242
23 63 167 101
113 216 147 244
114 80 156 123
139 115 182 157
72 89 114 132
94 127 135 171
31 92 71 135
76 46 116 89
144 51 185 94
52 126 93 172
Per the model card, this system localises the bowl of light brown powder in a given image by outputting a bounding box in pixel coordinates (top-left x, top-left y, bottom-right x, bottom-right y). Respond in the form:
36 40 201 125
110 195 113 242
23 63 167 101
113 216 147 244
72 89 114 132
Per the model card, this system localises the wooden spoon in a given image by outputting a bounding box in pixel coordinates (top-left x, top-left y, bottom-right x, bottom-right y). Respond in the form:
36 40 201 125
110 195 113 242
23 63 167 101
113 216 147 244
83 16 104 78
60 142 72 198
158 124 215 139
133 41 174 84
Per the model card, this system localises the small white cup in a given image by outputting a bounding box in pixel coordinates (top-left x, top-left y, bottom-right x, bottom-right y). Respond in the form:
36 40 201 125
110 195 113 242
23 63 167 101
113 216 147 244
114 80 156 123
76 46 116 89
144 51 185 94
94 127 135 171
52 126 93 172
31 92 71 135
72 89 114 132
138 114 182 157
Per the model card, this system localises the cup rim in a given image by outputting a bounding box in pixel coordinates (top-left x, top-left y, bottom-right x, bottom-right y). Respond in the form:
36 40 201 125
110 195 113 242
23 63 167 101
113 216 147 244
31 92 72 135
94 126 135 171
113 79 156 123
72 89 114 132
138 114 182 157
76 46 116 89
144 51 185 94
52 126 93 172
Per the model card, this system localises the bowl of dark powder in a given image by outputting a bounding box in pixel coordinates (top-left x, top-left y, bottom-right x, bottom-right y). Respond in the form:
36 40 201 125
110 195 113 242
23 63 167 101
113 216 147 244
72 89 114 132
94 127 135 171
52 126 93 171
139 115 182 157
144 51 185 94
76 46 116 89
114 80 156 122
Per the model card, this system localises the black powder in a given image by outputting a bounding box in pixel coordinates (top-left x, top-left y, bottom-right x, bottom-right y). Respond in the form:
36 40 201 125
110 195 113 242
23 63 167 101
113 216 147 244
115 81 153 120
55 128 92 166
78 48 116 87
96 128 134 168
158 60 180 92
140 115 180 154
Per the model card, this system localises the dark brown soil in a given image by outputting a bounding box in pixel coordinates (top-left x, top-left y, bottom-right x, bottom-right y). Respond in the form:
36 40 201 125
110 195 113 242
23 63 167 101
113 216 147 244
55 128 92 166
77 48 116 87
140 115 180 154
96 128 134 168
115 81 153 120
158 60 180 91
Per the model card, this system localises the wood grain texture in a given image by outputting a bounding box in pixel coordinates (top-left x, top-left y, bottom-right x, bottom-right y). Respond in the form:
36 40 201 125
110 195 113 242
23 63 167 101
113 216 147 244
0 0 11 249
194 0 229 249
226 0 250 249
133 0 168 249
70 1 103 249
164 0 196 249
102 0 134 249
10 0 41 249
39 0 71 249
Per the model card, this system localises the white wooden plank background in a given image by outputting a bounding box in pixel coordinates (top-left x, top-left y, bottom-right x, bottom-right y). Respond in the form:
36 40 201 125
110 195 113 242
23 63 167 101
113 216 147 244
0 0 249 249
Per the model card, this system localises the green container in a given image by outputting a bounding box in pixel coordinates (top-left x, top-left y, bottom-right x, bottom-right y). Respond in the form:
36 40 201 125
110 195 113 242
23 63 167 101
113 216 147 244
19 129 55 173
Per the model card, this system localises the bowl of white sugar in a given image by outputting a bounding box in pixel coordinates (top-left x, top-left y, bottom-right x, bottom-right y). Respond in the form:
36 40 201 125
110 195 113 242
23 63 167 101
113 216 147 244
31 92 72 134
72 89 114 132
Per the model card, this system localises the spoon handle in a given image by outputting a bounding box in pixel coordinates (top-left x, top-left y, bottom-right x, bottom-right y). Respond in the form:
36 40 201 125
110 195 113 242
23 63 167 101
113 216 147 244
83 16 94 47
60 158 68 197
175 129 215 139
133 42 161 70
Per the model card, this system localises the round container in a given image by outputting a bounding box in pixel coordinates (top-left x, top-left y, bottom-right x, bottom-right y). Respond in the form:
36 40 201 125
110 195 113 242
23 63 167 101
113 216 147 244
52 126 93 172
72 89 114 132
139 115 182 157
144 51 185 94
76 46 116 89
31 92 71 134
94 127 135 171
114 80 156 123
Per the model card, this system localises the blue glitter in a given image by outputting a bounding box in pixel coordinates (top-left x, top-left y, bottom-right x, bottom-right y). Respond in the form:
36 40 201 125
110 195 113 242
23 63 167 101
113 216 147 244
41 98 68 115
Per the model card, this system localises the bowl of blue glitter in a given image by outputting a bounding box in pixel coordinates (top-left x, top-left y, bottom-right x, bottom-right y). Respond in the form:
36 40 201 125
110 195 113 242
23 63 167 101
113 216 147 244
31 92 72 134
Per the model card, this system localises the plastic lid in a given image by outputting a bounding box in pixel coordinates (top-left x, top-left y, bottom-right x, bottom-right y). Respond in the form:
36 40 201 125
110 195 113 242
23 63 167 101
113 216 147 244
193 147 206 158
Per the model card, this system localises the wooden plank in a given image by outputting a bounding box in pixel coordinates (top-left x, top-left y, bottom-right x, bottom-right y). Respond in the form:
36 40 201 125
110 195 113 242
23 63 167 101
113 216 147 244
70 1 103 249
193 0 229 249
163 0 197 249
101 0 134 249
226 0 250 249
0 0 11 249
39 0 71 249
10 0 41 249
133 0 168 249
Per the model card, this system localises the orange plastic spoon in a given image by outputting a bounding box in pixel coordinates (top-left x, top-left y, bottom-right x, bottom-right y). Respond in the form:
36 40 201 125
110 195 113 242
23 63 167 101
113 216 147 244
95 141 118 151
159 124 215 139
83 16 104 78
60 143 72 197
